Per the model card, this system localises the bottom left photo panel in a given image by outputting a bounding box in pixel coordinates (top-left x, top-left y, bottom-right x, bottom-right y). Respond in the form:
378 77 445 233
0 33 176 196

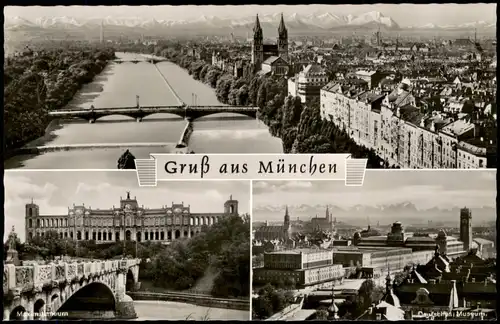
3 171 251 321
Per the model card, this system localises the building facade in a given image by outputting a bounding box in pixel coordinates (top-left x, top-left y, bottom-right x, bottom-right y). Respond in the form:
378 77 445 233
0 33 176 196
320 80 491 169
24 193 239 243
253 249 345 289
310 206 335 232
354 217 468 260
288 63 329 103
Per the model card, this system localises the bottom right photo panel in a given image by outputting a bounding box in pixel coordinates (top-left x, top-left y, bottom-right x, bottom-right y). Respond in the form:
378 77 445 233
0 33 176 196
251 170 497 321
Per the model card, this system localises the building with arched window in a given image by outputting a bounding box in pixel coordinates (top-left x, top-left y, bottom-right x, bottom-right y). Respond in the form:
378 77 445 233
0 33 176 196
24 192 239 243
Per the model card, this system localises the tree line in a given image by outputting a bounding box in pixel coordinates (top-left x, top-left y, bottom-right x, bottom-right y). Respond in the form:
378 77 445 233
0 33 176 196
4 214 250 299
4 43 115 155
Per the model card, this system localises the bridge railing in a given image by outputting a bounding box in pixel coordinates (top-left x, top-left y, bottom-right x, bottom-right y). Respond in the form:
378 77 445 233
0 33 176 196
3 258 140 293
47 106 259 116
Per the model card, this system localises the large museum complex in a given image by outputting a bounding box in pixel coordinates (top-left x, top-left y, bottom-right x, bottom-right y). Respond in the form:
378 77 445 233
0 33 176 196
24 192 239 243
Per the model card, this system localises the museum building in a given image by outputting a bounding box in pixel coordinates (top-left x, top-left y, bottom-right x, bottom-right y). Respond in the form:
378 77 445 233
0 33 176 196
24 192 239 243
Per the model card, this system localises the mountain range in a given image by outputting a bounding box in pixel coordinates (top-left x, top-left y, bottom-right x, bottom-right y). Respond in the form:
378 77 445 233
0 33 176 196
253 202 496 226
4 11 495 37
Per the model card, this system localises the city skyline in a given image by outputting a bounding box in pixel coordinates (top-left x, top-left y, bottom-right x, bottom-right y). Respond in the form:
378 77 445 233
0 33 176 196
252 171 496 220
4 4 496 27
4 171 250 242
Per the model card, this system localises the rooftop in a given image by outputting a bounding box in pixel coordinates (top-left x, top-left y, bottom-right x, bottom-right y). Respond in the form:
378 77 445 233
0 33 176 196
355 70 377 77
268 248 331 255
440 119 475 137
301 63 326 75
398 104 424 126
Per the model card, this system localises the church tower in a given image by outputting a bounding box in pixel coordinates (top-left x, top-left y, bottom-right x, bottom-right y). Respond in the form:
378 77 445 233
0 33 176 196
251 14 264 67
277 13 289 62
224 195 239 215
325 206 330 222
25 199 39 242
284 205 290 231
460 207 472 251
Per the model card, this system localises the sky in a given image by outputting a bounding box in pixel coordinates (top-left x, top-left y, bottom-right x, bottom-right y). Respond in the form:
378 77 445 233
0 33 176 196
253 170 497 211
4 171 250 242
4 4 496 27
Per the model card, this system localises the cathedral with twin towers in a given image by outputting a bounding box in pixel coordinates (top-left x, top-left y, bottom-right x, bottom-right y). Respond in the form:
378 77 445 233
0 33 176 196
24 192 239 243
251 13 290 75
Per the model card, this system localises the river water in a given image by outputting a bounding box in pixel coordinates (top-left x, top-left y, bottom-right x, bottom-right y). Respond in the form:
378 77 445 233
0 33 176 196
4 52 283 169
133 300 249 321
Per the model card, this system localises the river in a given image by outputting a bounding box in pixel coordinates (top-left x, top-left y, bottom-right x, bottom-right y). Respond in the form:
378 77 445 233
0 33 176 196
133 300 249 321
4 52 283 169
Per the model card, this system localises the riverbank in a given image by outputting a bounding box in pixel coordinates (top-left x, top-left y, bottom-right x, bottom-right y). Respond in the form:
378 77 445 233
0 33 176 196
4 46 116 157
133 300 249 321
10 142 176 155
128 291 249 311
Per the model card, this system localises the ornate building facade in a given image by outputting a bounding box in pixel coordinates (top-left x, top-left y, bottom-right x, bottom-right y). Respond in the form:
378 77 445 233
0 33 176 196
251 13 289 71
24 192 239 243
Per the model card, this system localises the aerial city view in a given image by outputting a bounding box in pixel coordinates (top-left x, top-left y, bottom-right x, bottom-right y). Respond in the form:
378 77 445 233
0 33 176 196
3 3 497 169
3 172 251 320
251 171 497 320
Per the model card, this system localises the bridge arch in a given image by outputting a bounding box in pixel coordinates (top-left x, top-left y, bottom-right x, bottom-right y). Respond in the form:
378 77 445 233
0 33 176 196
71 111 187 123
53 282 116 319
10 305 26 320
188 110 257 121
33 299 45 320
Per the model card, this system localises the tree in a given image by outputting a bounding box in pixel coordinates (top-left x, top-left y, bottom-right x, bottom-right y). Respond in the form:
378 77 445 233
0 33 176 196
252 284 294 320
315 308 329 320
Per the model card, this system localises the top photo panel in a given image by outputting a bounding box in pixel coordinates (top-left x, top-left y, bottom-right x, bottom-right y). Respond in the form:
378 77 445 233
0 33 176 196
4 4 497 170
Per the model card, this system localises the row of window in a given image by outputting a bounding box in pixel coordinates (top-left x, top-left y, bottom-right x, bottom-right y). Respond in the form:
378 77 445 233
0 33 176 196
28 216 219 228
321 107 486 168
28 229 201 241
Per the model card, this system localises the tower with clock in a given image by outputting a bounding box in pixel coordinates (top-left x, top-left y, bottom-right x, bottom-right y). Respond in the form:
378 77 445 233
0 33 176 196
459 207 472 252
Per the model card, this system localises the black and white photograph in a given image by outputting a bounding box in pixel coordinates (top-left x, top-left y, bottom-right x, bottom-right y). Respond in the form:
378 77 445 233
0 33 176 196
4 3 497 169
3 171 251 320
251 171 497 320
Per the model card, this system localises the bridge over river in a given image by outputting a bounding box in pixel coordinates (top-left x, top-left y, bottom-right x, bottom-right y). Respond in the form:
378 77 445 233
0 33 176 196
3 258 141 320
48 105 259 123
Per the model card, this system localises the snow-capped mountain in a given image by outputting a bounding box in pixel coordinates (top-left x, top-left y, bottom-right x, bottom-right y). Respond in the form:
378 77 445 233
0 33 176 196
346 11 398 28
4 12 495 36
253 203 495 226
409 20 495 30
4 11 402 32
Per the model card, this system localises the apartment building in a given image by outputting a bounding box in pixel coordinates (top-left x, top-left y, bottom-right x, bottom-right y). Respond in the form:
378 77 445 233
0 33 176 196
320 80 491 169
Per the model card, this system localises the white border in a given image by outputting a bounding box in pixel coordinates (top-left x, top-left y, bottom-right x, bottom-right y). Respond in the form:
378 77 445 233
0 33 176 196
248 179 253 321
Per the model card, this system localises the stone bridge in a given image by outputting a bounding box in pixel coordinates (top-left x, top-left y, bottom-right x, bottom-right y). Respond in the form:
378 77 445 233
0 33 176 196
3 258 141 320
113 58 167 64
48 106 259 123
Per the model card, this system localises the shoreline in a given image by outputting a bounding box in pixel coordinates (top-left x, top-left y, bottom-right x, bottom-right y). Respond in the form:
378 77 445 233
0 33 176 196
128 291 249 312
4 57 115 161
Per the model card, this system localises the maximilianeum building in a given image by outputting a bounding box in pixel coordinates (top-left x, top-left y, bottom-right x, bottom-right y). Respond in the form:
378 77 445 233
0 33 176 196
24 192 239 243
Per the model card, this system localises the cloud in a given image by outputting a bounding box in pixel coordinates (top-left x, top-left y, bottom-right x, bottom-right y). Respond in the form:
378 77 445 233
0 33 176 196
253 180 313 195
253 171 496 211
